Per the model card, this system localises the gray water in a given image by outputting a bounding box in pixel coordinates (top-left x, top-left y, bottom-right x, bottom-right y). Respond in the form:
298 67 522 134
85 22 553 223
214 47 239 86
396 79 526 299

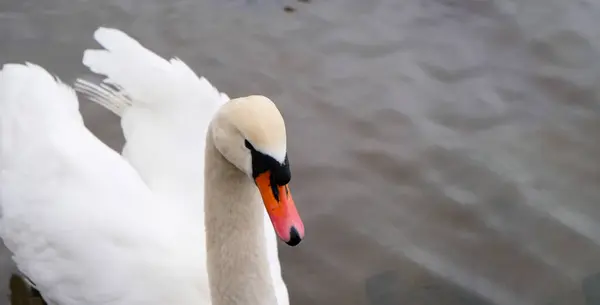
1 0 600 304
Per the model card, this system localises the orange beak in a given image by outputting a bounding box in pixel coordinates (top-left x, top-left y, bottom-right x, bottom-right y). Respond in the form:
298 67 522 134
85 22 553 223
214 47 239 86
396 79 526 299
255 171 305 246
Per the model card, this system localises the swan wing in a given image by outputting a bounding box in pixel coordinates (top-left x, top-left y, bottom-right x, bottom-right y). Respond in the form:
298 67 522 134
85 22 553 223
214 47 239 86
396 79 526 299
75 27 290 305
75 27 229 212
0 63 208 305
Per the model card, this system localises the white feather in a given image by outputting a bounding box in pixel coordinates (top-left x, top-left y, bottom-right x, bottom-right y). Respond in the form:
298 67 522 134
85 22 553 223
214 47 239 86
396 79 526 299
0 63 209 305
74 27 289 305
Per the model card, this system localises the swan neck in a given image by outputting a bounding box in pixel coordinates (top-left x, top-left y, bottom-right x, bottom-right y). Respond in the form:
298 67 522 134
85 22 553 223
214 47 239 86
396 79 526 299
204 131 277 305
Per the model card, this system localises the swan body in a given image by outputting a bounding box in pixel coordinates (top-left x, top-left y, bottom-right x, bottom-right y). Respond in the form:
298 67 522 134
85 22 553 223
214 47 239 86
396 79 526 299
74 27 293 305
0 63 209 305
0 28 304 305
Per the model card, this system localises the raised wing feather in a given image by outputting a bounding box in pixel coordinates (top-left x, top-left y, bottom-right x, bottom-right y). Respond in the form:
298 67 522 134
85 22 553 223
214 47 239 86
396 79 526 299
0 63 208 305
75 27 230 212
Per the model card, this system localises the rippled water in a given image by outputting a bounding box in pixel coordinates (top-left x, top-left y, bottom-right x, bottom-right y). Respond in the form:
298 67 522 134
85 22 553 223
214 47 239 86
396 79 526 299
2 0 600 304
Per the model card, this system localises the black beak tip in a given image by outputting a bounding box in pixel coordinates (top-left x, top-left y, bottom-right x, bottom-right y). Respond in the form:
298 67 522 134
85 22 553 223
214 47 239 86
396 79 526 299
285 226 303 247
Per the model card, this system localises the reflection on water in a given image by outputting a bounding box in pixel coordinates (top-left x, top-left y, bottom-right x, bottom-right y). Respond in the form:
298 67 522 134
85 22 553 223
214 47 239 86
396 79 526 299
1 0 600 304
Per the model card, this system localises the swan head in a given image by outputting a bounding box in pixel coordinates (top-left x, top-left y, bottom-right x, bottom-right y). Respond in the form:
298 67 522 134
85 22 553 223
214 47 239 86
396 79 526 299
210 95 304 246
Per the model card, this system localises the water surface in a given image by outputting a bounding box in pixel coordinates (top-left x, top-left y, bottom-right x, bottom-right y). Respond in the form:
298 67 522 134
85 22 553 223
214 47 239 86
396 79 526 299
1 0 600 304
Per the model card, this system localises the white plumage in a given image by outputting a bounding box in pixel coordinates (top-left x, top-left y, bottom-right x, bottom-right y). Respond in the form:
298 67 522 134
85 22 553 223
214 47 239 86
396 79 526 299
0 62 208 305
0 27 289 305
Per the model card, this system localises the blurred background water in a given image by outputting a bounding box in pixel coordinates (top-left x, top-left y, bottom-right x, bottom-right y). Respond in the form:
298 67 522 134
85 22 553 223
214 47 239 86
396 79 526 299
1 0 600 304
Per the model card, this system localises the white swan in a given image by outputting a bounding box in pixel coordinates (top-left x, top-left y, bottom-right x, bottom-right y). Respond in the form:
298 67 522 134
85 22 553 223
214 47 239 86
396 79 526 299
0 62 303 305
74 27 294 305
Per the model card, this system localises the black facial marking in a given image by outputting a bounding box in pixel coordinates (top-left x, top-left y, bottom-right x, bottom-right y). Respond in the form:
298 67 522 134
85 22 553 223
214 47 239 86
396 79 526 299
271 183 280 202
245 140 291 195
244 139 253 150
